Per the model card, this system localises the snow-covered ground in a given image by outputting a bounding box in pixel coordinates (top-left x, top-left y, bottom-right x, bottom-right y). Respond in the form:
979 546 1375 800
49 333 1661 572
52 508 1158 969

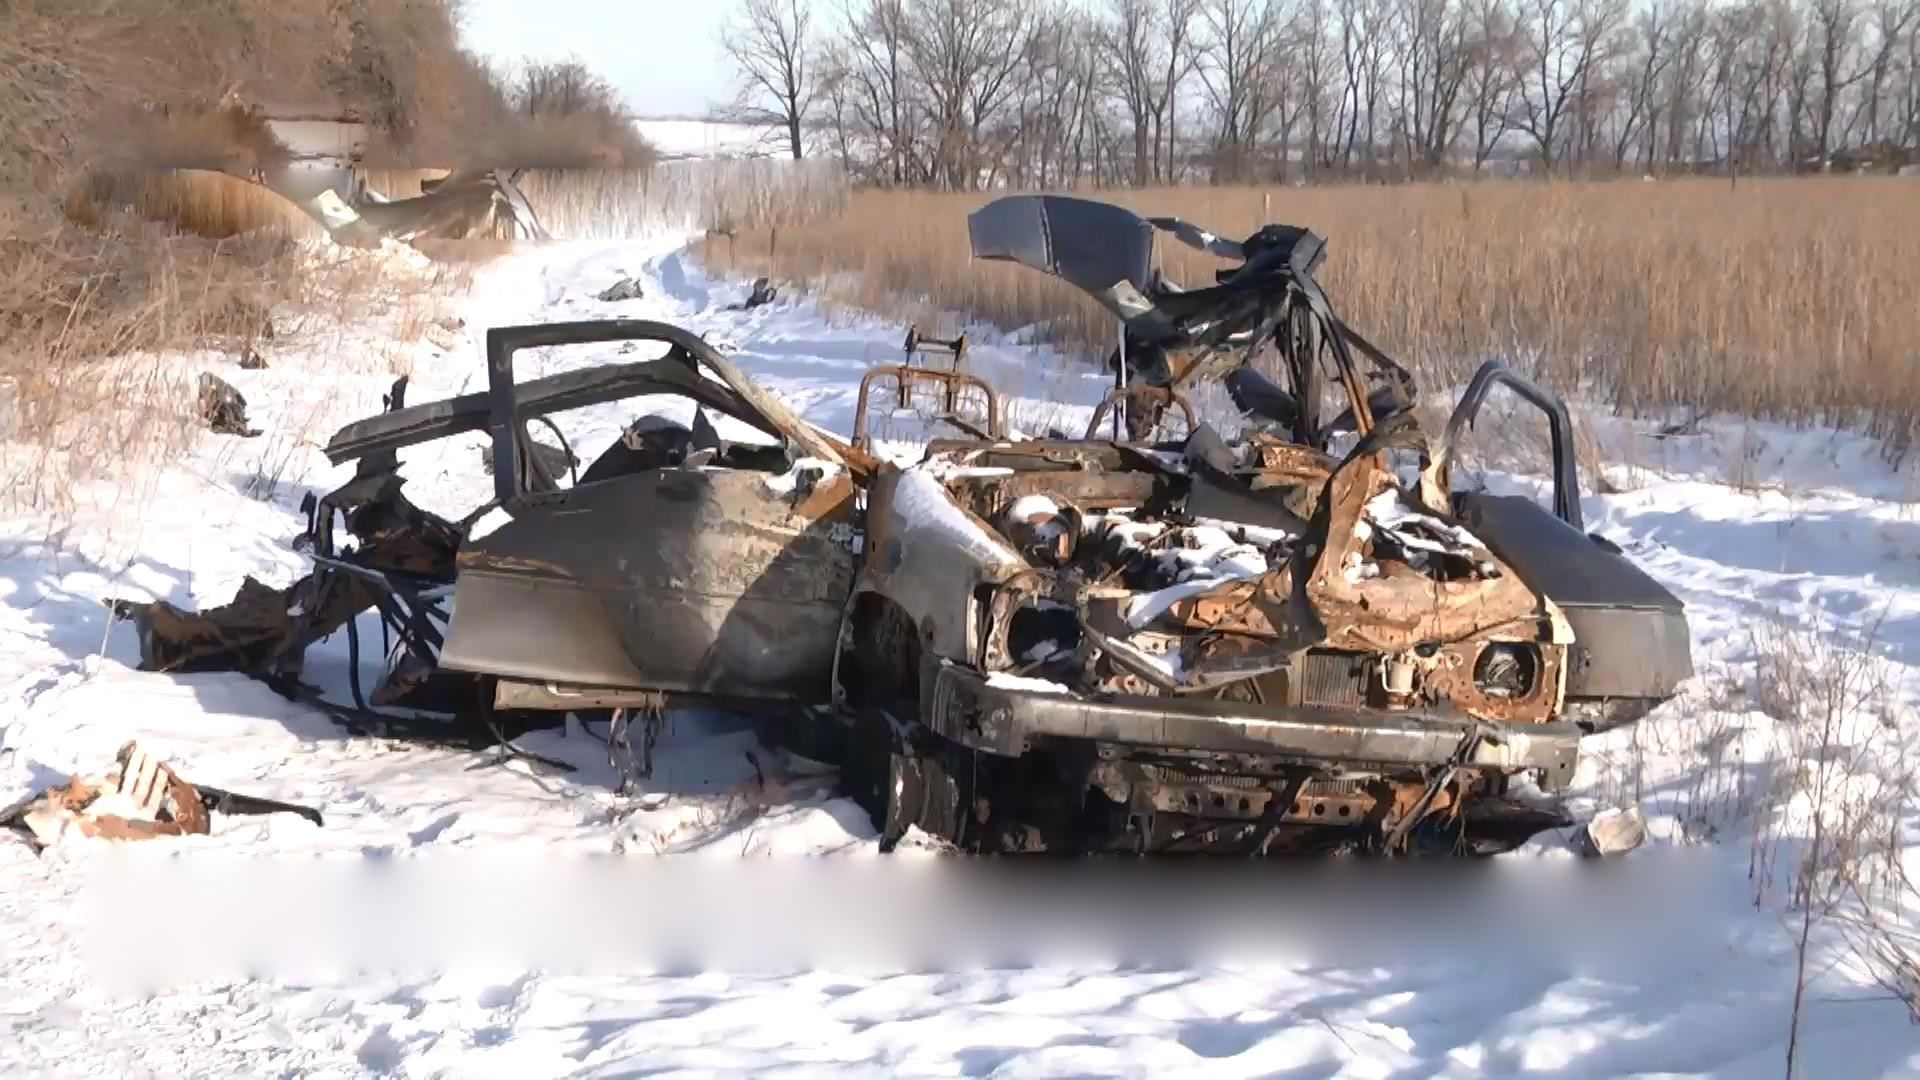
3 237 1918 1077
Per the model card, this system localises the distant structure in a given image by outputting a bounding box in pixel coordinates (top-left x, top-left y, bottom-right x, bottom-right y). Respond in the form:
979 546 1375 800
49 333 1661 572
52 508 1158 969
226 93 370 204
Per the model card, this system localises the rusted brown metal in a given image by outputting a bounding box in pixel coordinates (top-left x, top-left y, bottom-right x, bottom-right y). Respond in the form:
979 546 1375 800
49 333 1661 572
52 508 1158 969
1 742 323 850
1420 639 1567 724
1302 418 1544 656
1081 385 1198 441
851 365 1003 450
1092 759 1451 831
698 340 868 474
793 473 856 521
1247 436 1336 480
945 470 1159 518
493 680 667 710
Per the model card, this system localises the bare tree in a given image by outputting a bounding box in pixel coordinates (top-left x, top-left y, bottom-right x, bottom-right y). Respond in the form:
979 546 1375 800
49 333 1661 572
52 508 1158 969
1394 0 1479 170
1516 0 1627 171
723 0 817 159
1199 0 1280 180
1612 0 1677 168
1103 0 1200 184
1810 0 1870 162
1153 0 1202 181
1462 0 1523 169
816 39 861 171
1857 0 1917 146
836 0 919 184
810 0 1917 185
904 0 1031 189
1656 0 1713 169
1108 0 1163 184
1297 0 1341 171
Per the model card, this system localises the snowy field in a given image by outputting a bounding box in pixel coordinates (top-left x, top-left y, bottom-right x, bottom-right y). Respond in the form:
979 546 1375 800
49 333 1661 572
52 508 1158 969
3 236 1919 1077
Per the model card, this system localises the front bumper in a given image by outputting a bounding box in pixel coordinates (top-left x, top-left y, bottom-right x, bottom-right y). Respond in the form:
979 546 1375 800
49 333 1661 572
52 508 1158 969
924 661 1584 789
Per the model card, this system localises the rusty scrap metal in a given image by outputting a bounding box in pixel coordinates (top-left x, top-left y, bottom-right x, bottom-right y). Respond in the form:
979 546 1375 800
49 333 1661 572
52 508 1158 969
1082 384 1198 442
851 365 1003 449
903 324 967 371
0 742 321 850
1302 414 1543 655
197 372 260 437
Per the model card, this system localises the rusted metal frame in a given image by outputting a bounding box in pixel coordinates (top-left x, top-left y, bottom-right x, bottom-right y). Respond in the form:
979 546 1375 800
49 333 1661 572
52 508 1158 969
492 678 789 714
1301 413 1543 655
1166 288 1286 394
1248 437 1337 478
929 660 1586 780
325 358 755 467
976 572 1053 674
1422 360 1586 531
851 365 1003 449
1082 385 1199 441
1093 759 1322 826
1379 727 1486 852
483 321 870 514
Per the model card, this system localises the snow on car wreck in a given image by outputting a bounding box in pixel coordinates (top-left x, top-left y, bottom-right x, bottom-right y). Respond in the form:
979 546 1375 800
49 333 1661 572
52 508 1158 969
820 194 1691 854
846 414 1690 855
109 197 1693 856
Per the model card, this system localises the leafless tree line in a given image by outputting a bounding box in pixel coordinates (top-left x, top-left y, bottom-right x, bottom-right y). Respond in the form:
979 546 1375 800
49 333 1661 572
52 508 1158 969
726 0 1920 185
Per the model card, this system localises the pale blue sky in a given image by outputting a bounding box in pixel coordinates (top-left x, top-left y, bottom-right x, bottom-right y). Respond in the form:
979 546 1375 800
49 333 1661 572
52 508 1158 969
457 0 735 118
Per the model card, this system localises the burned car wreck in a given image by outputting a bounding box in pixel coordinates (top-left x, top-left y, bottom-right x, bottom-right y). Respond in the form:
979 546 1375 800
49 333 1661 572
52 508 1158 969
117 196 1693 856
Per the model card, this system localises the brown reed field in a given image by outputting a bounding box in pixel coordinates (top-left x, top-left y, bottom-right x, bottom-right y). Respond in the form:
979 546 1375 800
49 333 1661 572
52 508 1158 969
702 178 1920 449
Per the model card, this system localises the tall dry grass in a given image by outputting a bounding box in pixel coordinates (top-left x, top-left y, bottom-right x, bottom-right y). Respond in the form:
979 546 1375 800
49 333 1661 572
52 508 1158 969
1 219 290 504
517 159 850 240
0 0 664 506
703 179 1920 449
64 170 325 242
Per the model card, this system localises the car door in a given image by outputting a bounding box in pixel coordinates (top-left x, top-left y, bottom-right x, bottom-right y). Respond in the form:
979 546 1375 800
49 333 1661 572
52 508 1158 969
441 461 859 702
323 319 865 706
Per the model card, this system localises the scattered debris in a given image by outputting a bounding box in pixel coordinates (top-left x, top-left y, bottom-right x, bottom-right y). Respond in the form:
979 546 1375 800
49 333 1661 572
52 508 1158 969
0 742 322 850
1576 807 1648 857
108 577 302 674
221 295 275 341
596 276 646 302
237 345 269 370
726 277 778 310
197 372 261 437
105 471 462 679
296 169 552 245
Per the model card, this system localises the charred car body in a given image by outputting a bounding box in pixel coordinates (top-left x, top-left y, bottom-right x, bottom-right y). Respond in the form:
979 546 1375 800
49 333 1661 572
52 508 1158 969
125 196 1692 855
832 197 1690 853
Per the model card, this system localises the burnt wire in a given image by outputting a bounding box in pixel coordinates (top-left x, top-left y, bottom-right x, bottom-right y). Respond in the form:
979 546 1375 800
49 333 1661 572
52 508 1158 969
477 694 577 775
324 563 574 774
344 607 370 713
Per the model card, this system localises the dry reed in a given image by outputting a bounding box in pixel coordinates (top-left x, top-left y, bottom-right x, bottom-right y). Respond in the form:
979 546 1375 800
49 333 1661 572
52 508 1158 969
64 169 325 242
517 160 850 240
704 179 1920 450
